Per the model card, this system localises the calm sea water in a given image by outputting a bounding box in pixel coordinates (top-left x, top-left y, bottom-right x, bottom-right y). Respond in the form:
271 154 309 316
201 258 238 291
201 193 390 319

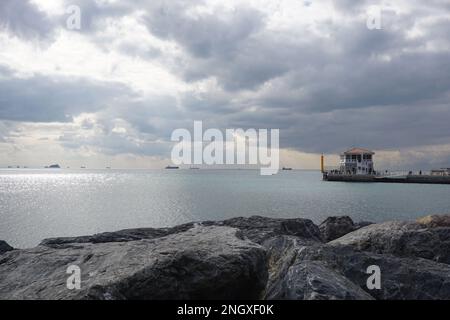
1 169 450 248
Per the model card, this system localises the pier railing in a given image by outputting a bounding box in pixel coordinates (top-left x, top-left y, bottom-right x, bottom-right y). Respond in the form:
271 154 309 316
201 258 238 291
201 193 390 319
324 167 443 178
374 170 441 177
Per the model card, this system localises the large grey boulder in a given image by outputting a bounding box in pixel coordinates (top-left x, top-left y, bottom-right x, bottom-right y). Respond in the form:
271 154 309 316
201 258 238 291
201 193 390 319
295 244 450 300
280 260 374 300
330 221 450 264
264 235 450 300
263 236 373 300
0 241 13 255
0 226 267 300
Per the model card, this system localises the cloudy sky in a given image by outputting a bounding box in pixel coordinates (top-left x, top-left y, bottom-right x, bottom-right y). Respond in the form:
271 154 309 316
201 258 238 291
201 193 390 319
0 0 449 170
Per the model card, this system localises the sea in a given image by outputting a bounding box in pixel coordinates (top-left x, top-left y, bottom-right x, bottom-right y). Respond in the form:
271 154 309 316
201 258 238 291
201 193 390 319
1 168 450 248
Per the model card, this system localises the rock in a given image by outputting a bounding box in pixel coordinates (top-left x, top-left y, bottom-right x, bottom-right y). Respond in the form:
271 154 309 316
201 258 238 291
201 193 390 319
354 221 374 229
330 220 450 264
319 216 374 242
40 223 196 247
279 260 374 300
215 216 323 244
263 236 373 300
0 226 267 300
319 216 356 242
0 241 13 255
3 215 450 300
295 244 450 300
264 235 450 300
41 216 323 248
417 214 450 228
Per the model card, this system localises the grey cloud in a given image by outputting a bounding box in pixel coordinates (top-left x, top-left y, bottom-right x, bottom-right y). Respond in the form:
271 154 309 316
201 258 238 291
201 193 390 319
332 0 379 13
0 0 53 39
0 68 132 123
59 129 173 157
142 3 274 90
145 5 264 59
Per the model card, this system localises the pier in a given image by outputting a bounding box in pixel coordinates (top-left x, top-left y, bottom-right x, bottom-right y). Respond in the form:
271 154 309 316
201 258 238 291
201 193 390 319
322 148 450 185
323 172 450 184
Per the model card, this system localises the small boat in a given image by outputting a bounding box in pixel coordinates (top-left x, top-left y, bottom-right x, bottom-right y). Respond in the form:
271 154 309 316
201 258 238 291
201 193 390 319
165 165 180 170
282 167 293 171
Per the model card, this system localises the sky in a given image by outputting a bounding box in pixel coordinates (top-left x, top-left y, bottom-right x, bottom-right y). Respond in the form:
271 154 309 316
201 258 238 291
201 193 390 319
0 0 450 170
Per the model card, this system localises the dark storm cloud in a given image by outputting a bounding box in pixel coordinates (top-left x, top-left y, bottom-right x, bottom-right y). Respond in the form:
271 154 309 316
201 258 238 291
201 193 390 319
0 0 53 39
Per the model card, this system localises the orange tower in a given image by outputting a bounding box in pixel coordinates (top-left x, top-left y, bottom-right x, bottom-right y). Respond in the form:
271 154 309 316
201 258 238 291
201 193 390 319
320 154 325 173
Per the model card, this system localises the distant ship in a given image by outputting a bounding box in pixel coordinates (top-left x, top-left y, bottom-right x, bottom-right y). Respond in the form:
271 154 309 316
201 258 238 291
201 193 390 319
48 164 61 169
282 167 293 171
189 166 200 170
165 165 180 170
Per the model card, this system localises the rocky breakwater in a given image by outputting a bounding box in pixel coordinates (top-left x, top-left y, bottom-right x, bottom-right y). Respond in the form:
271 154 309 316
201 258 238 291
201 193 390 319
1 214 450 300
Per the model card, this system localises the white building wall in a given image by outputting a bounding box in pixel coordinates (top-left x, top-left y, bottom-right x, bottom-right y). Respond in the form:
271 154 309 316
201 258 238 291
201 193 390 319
340 154 374 175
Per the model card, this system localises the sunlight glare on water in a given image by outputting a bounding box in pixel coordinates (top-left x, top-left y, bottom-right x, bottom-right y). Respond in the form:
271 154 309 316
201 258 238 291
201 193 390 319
1 169 450 248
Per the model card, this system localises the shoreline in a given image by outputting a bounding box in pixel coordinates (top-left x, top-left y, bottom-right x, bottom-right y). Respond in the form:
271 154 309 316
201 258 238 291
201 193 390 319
1 214 450 300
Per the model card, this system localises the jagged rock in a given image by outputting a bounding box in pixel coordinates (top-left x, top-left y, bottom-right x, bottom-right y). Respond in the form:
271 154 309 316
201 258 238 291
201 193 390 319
0 241 13 255
330 221 450 264
319 216 356 242
40 223 197 247
264 235 450 300
214 216 323 244
319 216 374 242
295 244 450 300
40 216 323 248
0 226 267 300
263 236 373 300
279 260 374 300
